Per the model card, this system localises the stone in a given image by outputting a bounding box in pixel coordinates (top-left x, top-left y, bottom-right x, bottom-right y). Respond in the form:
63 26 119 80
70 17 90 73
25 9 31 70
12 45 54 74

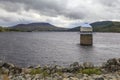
22 68 32 74
35 65 41 69
1 67 9 74
103 58 120 72
107 58 118 65
2 63 15 69
69 77 79 80
0 60 4 67
63 78 69 80
70 62 81 72
83 62 94 69
95 77 104 80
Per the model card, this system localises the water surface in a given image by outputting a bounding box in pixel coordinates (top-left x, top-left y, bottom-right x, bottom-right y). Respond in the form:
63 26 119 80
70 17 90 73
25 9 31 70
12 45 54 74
0 32 120 67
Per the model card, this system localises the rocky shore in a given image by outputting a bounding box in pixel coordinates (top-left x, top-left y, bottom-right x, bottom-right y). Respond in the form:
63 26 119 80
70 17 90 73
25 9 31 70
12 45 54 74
1 58 120 80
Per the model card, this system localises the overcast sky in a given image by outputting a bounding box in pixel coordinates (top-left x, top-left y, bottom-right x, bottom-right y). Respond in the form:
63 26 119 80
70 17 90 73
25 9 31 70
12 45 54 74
0 0 120 27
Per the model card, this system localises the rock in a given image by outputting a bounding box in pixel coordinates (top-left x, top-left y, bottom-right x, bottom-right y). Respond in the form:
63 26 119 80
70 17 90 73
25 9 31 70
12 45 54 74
63 78 69 80
62 73 74 78
69 77 79 80
34 74 42 79
75 73 84 79
63 73 70 78
62 68 71 73
11 75 25 80
22 68 32 74
45 77 52 80
2 63 14 69
107 58 119 65
103 58 120 72
51 73 63 80
70 62 79 68
1 67 9 74
13 67 22 74
35 65 41 69
95 77 104 80
70 62 81 72
82 76 88 80
83 62 94 69
27 66 34 68
56 65 63 70
0 60 4 67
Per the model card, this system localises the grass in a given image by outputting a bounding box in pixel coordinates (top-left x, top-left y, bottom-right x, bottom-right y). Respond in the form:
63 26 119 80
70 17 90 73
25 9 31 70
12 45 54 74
29 68 42 75
80 68 102 75
29 68 50 77
3 74 9 80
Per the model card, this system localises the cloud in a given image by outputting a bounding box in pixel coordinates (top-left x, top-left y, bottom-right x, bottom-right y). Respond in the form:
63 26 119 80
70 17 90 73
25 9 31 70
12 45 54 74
0 0 120 27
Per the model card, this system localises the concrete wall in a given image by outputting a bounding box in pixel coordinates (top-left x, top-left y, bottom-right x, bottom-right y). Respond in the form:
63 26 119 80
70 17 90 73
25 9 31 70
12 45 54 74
80 34 93 46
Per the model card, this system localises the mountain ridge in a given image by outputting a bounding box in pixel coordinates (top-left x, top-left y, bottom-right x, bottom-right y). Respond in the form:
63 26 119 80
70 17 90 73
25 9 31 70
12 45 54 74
9 22 68 32
0 21 120 32
69 21 120 32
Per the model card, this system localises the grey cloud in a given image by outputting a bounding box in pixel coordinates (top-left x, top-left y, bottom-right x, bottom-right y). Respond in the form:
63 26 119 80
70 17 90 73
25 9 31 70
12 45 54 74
97 0 120 7
0 0 120 27
0 0 86 19
0 0 65 15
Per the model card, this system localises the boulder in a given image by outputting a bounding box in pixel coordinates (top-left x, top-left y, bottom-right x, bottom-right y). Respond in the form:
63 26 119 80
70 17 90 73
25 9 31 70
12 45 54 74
82 62 94 69
2 63 15 69
102 58 120 72
95 77 104 80
69 62 81 72
0 60 4 67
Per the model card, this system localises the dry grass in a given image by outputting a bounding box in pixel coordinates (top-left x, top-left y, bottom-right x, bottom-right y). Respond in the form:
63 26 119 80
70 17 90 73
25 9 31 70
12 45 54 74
3 74 9 80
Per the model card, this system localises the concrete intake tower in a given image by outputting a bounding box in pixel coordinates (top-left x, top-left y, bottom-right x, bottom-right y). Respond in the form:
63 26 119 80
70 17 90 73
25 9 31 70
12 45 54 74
80 23 93 46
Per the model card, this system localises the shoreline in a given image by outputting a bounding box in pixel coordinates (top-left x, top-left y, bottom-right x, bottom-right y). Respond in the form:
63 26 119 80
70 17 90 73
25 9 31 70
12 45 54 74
1 58 120 80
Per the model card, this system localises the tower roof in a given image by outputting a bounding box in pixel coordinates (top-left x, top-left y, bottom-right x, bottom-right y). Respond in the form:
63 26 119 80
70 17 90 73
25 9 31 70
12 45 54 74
81 23 92 27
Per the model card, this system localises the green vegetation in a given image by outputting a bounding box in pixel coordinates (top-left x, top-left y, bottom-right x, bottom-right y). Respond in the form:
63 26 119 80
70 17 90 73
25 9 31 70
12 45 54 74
0 26 23 32
29 68 42 75
0 27 6 32
80 68 102 75
42 70 50 78
92 21 120 32
29 67 102 76
29 68 50 77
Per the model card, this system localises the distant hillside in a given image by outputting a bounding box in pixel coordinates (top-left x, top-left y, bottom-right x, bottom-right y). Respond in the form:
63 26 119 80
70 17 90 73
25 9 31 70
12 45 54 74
91 21 120 32
1 21 120 32
69 21 120 32
68 26 80 31
9 22 68 32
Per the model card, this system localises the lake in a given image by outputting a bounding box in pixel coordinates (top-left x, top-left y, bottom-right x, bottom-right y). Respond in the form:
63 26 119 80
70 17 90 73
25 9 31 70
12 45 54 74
0 32 120 67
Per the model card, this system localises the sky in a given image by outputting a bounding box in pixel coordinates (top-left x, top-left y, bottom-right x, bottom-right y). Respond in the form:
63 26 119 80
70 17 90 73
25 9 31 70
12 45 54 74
0 0 120 28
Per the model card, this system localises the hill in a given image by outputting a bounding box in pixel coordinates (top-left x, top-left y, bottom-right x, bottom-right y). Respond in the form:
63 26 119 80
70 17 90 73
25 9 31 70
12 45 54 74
9 22 68 32
69 21 120 32
91 21 120 32
1 21 120 32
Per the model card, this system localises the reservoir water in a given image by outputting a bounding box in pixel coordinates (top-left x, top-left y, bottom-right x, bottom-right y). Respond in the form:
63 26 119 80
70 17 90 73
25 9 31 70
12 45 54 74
0 32 120 67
